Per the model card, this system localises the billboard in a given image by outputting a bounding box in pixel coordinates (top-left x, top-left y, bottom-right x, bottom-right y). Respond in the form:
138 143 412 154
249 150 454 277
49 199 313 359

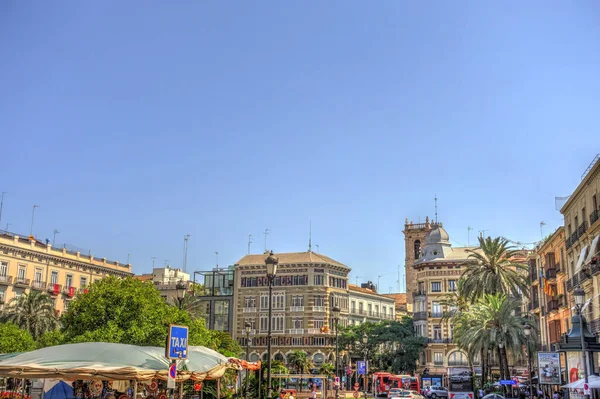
538 352 561 385
448 367 474 393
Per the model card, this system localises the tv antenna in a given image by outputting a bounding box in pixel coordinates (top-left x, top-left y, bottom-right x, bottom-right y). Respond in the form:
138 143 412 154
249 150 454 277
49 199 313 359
308 221 312 252
434 194 438 223
0 192 6 227
263 229 270 251
52 229 60 246
248 234 253 254
467 227 473 245
540 221 546 240
183 234 191 271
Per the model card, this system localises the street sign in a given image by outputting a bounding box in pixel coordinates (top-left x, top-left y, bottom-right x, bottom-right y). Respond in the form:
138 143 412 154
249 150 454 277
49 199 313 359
335 377 340 387
166 324 189 359
584 383 590 396
167 363 177 389
353 392 359 398
346 366 353 376
354 383 360 391
357 361 367 376
500 380 516 385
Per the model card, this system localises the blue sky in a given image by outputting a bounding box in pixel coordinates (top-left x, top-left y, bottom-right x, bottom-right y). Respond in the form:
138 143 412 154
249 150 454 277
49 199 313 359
1 1 599 291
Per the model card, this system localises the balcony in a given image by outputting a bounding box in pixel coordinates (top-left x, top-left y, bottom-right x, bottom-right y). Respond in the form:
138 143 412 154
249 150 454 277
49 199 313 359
312 306 326 312
48 284 62 295
14 277 30 287
547 299 559 313
426 338 452 344
430 312 444 318
243 307 257 313
290 306 305 312
591 209 599 227
578 221 588 237
31 280 46 291
556 263 565 275
529 299 540 311
433 361 444 366
63 286 77 297
288 329 305 334
546 268 557 280
529 268 538 283
413 311 427 321
0 275 12 285
448 360 470 366
413 290 427 298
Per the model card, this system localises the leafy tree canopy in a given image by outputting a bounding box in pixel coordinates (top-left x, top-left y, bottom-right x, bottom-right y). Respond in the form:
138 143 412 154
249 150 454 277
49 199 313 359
0 322 36 354
0 291 60 339
36 330 65 349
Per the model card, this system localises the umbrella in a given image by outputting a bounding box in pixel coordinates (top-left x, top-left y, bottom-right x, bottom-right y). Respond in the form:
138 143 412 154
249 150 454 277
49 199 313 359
562 375 600 389
44 380 74 399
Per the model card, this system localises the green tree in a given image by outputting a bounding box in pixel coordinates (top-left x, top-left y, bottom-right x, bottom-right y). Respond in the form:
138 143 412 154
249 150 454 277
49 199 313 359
318 362 335 377
62 276 216 348
461 236 529 300
370 318 425 374
0 291 60 339
0 322 36 353
288 350 312 392
36 330 65 349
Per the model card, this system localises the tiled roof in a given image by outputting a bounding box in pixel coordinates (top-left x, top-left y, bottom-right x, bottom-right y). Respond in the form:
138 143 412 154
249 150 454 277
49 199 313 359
349 284 377 295
133 274 153 282
235 251 348 269
381 293 407 306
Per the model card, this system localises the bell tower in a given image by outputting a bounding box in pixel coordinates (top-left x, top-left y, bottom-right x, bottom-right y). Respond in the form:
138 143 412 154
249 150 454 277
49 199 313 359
403 216 436 308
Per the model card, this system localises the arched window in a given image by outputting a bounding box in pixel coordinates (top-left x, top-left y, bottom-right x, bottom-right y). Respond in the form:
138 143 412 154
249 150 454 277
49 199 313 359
448 351 468 366
274 353 285 362
262 352 269 362
250 353 259 362
414 240 421 259
313 353 325 366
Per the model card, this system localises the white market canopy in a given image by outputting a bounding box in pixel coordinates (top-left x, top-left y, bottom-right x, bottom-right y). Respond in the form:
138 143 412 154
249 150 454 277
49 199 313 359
562 375 600 389
0 342 241 381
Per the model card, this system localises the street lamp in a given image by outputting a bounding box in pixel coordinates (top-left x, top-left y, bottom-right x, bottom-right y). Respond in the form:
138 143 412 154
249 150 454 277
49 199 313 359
524 324 534 399
265 251 278 399
574 286 590 399
332 305 341 399
175 279 186 309
362 332 368 399
245 322 252 399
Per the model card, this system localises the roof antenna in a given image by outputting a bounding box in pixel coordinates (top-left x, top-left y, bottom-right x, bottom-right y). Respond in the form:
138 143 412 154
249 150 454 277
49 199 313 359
308 221 312 252
467 227 473 246
434 194 438 224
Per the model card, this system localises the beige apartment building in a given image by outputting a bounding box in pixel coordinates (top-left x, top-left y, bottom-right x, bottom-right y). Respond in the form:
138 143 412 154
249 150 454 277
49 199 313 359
0 232 133 314
232 250 350 367
348 282 396 325
561 155 600 332
406 223 478 375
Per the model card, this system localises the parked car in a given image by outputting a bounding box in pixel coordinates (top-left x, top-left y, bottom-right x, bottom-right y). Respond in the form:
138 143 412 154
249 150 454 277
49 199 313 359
410 390 425 399
426 386 448 399
389 389 405 398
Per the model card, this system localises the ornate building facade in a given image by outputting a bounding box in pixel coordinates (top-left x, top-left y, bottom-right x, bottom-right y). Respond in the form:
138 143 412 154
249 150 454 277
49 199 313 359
0 232 133 314
348 282 396 325
232 251 350 367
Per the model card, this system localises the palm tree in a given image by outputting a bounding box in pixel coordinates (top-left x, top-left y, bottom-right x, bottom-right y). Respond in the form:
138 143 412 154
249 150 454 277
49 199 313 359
318 362 335 377
0 291 59 339
288 350 312 392
462 236 529 300
168 295 207 319
452 294 532 383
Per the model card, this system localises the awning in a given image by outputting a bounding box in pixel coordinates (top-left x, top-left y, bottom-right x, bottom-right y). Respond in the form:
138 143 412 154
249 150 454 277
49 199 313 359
585 235 600 265
575 245 590 274
0 342 241 381
562 375 600 389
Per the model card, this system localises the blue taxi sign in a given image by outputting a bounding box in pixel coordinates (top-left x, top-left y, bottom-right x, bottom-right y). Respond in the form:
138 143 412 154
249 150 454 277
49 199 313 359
167 324 189 360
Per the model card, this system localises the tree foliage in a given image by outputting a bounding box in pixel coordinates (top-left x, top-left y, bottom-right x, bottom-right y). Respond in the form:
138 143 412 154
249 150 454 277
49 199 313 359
36 330 65 349
0 322 36 353
61 276 240 356
0 291 60 339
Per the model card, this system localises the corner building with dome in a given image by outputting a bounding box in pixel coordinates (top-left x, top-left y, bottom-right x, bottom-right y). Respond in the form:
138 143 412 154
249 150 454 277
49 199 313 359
403 218 481 380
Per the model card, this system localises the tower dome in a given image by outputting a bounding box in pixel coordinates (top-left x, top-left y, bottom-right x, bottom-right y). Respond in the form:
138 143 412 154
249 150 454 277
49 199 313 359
425 226 450 245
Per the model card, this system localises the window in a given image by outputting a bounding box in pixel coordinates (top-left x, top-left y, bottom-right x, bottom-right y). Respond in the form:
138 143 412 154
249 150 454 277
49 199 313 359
561 248 565 270
260 315 268 331
34 269 42 283
414 240 421 259
293 317 303 329
244 318 256 330
351 301 356 312
313 318 324 328
314 295 325 307
314 275 324 285
433 326 442 340
382 306 386 316
448 280 457 292
434 352 444 365
17 266 26 280
374 305 379 316
582 207 587 225
245 296 256 308
272 293 285 310
593 194 598 211
272 315 284 331
80 277 88 288
50 271 58 285
359 302 363 313
260 295 269 310
66 274 73 288
431 282 441 292
291 295 304 307
368 304 372 315
575 215 579 229
0 261 7 277
432 302 441 315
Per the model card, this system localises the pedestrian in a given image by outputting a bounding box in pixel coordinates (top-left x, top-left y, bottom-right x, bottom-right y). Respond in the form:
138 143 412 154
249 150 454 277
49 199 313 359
310 387 317 399
553 392 559 399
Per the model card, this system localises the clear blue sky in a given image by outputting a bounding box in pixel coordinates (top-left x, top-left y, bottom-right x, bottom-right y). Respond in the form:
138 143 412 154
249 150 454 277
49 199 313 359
1 1 599 291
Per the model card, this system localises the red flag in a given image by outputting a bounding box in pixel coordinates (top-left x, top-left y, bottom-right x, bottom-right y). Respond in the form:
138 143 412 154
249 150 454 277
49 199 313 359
68 286 75 297
53 284 60 295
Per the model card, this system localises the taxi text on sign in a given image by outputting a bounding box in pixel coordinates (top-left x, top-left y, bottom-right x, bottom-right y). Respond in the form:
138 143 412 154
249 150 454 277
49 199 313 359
167 324 189 360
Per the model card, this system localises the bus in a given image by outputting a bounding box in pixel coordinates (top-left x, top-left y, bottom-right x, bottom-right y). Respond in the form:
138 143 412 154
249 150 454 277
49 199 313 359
372 372 393 397
390 375 420 393
447 367 474 399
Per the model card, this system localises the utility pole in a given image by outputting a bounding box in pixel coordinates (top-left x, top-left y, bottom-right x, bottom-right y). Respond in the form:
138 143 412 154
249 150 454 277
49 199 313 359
152 257 157 268
52 229 59 246
30 204 39 236
183 234 191 271
263 229 270 251
248 234 253 254
467 226 473 246
215 251 219 269
540 221 546 240
0 192 6 227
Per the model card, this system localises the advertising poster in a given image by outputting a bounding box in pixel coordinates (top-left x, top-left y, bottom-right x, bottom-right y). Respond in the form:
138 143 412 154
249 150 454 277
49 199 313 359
448 367 474 392
538 352 561 385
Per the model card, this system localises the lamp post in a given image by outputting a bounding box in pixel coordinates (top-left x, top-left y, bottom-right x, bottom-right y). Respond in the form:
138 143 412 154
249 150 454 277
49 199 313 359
175 279 186 309
362 333 368 399
245 322 252 399
524 324 534 399
265 251 279 399
332 305 341 399
574 287 590 399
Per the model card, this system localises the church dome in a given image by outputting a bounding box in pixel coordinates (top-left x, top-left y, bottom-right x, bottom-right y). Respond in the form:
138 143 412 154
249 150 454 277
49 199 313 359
425 226 450 244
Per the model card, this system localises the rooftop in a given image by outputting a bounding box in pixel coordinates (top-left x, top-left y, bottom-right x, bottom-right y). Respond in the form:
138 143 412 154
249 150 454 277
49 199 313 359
235 251 349 269
381 293 407 306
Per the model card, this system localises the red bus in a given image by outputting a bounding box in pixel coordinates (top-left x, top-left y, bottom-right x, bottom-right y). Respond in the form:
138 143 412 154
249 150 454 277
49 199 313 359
372 372 393 397
390 375 420 393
